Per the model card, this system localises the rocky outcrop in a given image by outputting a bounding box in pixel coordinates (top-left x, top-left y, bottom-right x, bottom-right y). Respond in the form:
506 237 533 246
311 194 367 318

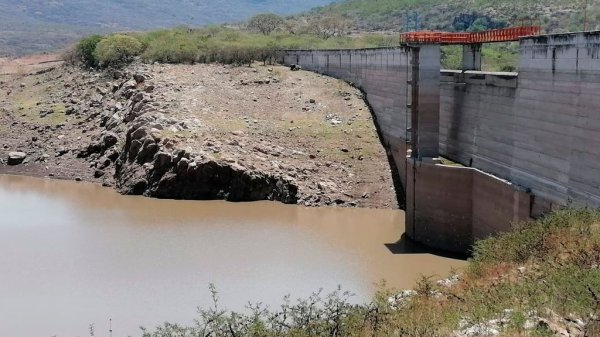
55 66 299 204
115 124 298 203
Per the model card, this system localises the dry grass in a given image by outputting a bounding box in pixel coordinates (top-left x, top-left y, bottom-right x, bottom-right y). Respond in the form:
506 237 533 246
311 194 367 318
9 80 67 126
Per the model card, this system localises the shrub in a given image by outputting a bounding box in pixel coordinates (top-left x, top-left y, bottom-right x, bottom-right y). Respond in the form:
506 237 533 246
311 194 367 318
61 45 79 66
141 29 201 64
76 35 103 67
94 34 144 67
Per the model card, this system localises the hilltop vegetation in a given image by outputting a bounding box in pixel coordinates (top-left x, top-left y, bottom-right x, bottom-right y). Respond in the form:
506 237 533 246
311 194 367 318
141 208 600 336
307 0 599 33
69 14 516 72
68 25 398 68
5 0 599 58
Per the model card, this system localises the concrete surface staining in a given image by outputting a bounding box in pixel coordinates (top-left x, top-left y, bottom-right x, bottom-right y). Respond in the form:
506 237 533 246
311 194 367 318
442 32 600 210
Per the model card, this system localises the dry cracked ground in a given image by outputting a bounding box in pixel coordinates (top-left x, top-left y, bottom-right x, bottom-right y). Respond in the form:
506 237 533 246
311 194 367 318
0 56 399 209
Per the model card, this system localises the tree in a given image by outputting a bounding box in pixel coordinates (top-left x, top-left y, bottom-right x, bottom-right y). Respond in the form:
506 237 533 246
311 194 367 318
468 18 490 32
76 35 104 67
311 16 352 40
247 13 284 35
94 34 144 67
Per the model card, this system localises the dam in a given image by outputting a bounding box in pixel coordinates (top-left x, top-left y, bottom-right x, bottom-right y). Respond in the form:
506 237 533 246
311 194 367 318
283 31 600 252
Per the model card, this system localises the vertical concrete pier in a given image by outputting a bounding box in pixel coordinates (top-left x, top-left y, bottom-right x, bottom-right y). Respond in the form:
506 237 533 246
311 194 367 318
462 43 482 71
410 45 441 159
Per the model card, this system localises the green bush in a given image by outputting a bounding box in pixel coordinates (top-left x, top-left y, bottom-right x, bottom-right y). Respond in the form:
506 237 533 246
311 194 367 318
76 35 103 67
94 34 144 67
141 29 202 64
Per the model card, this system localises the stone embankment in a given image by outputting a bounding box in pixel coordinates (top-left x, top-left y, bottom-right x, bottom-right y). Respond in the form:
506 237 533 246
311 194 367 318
0 59 398 208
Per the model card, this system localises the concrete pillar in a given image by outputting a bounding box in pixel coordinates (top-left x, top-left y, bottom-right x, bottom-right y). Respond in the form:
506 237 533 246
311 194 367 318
410 44 441 159
462 43 482 71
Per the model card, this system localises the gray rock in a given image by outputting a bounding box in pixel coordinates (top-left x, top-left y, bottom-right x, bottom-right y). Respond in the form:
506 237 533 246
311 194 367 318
122 79 137 90
94 169 105 178
131 127 148 141
98 156 112 169
113 70 124 80
137 139 159 163
132 92 144 103
7 152 26 165
56 147 69 157
153 152 172 171
101 132 118 149
177 157 190 172
65 106 76 115
106 149 120 162
128 140 143 158
133 74 146 84
149 128 162 142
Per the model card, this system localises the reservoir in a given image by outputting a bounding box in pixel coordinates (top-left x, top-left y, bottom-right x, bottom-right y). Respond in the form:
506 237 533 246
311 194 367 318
0 175 465 337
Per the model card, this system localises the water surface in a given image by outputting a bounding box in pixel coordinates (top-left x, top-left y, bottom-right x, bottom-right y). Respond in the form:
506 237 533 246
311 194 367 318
0 175 465 337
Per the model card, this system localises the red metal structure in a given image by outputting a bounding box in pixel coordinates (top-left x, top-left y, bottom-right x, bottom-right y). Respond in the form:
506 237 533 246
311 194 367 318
400 26 542 44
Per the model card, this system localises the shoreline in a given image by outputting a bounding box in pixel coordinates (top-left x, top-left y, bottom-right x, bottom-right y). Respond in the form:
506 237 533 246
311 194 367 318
1 59 400 209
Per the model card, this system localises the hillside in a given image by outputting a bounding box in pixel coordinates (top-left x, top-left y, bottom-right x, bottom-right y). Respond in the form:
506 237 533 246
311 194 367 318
307 0 600 33
0 58 398 208
4 0 599 57
0 0 334 56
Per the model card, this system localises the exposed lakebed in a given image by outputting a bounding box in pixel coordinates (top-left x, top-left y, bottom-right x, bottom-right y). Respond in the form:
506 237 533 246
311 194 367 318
0 175 465 337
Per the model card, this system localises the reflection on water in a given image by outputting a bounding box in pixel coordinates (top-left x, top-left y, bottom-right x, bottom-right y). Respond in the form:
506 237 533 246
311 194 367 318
0 175 465 337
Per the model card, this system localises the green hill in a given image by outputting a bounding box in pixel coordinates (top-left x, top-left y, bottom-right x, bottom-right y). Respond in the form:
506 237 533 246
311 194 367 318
308 0 599 33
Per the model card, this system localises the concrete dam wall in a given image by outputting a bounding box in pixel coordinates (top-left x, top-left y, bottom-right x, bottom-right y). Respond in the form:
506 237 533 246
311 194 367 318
282 31 600 252
441 32 600 211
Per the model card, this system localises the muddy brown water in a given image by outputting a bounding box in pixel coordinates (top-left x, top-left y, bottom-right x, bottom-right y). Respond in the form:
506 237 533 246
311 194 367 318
0 174 466 337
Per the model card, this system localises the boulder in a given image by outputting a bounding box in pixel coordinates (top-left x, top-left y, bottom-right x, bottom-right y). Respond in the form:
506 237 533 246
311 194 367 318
137 139 159 163
131 127 148 141
128 140 143 158
113 70 124 80
101 132 119 149
133 74 146 84
94 169 106 178
153 152 172 171
7 152 26 165
149 128 162 142
177 157 190 172
132 92 144 103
